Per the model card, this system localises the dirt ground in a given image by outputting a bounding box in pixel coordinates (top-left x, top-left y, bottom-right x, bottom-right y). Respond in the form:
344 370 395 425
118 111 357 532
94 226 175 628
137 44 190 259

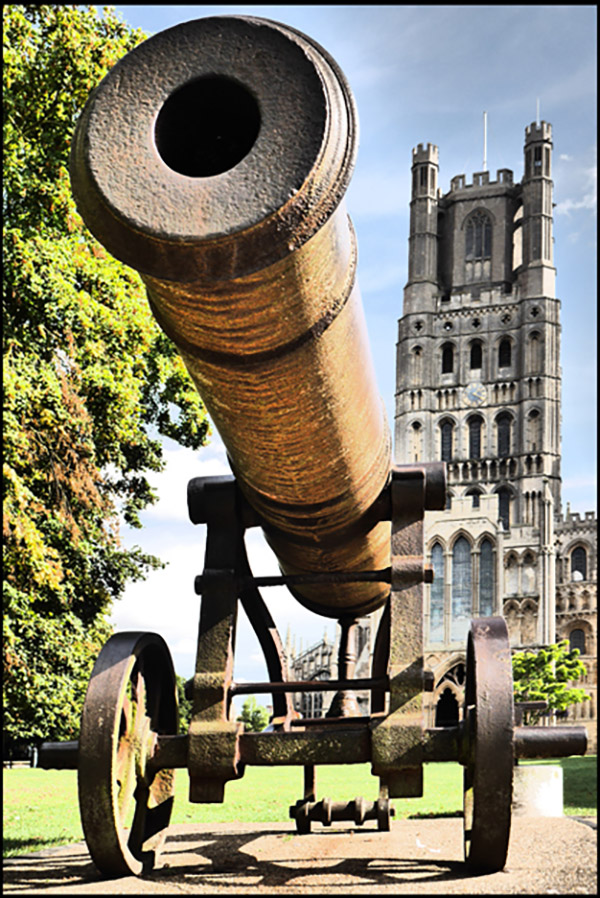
3 817 597 895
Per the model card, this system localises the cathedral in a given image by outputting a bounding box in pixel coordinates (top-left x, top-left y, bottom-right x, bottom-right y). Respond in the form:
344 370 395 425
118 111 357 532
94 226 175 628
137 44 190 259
285 120 596 752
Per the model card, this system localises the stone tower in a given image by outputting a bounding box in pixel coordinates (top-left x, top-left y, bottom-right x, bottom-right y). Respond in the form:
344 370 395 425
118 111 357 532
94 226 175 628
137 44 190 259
395 121 596 743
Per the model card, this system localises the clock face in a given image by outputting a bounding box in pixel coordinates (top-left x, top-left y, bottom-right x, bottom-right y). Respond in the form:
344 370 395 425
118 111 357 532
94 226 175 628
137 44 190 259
465 382 487 407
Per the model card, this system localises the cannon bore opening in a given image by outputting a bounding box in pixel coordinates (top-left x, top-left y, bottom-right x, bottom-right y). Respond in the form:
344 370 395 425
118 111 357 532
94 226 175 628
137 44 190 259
155 75 261 177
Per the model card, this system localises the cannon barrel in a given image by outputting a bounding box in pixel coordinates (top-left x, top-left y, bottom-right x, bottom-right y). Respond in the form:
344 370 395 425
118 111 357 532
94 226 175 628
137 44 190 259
70 15 393 618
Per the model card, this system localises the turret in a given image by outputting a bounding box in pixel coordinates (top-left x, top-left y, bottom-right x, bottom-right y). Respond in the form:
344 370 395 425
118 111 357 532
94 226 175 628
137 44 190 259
404 143 439 313
520 121 556 298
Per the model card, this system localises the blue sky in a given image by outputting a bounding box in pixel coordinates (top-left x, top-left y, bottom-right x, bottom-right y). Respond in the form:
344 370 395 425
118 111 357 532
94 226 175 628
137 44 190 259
106 5 597 685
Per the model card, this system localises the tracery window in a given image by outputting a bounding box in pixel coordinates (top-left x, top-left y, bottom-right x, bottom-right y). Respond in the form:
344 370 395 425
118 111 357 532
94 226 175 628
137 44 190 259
451 537 472 642
465 211 492 260
429 543 444 643
479 538 494 616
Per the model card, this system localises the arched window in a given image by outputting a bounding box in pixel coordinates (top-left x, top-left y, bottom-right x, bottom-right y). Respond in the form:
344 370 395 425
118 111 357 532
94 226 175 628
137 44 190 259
440 420 453 461
571 547 587 581
435 688 459 727
498 338 512 368
479 538 494 616
466 489 482 508
498 487 511 530
496 413 511 457
412 345 423 380
527 331 542 373
465 211 492 260
451 537 472 642
468 416 483 459
441 342 454 374
429 543 444 643
410 421 422 462
470 341 483 369
527 409 542 453
569 629 586 654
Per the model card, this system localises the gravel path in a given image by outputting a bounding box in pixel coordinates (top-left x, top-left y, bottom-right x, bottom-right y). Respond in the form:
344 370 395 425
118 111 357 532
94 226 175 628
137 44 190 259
3 817 597 895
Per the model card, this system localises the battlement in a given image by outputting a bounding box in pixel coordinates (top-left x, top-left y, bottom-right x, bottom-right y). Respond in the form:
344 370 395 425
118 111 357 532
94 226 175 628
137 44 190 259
449 168 514 192
557 507 598 527
525 120 552 143
412 143 439 165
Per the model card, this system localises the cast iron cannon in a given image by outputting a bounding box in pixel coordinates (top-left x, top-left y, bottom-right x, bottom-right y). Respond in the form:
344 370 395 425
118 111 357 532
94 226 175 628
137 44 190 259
39 15 586 879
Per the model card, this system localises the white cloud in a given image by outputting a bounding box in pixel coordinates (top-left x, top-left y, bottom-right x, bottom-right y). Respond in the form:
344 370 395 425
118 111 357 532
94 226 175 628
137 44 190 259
554 157 597 216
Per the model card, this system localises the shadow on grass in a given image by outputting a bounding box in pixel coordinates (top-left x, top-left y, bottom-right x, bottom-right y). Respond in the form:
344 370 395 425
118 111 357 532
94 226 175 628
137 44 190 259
3 836 78 858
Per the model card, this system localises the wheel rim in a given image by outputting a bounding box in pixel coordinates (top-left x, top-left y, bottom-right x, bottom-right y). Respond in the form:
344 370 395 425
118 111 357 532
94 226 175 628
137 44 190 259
78 632 178 876
463 617 514 873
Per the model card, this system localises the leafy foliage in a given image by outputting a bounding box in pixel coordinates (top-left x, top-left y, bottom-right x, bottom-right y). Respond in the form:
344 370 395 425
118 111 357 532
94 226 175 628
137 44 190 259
3 6 210 748
176 675 193 735
237 697 270 733
512 640 591 724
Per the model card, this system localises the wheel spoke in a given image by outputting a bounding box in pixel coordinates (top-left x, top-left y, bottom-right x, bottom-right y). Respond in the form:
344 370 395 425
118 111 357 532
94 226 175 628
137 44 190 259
78 632 178 877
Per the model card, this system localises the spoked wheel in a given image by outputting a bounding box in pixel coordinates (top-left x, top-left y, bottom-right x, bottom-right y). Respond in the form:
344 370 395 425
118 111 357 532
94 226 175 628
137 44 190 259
78 632 178 877
463 617 514 873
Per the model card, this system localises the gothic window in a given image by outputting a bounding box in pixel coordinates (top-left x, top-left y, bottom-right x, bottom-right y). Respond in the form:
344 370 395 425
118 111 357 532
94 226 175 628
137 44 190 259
470 341 483 369
571 547 587 581
479 538 494 616
466 489 482 508
527 409 542 452
420 166 428 190
440 420 453 461
465 211 492 260
498 338 512 368
496 413 511 458
569 629 586 654
468 416 483 459
441 342 454 374
528 332 542 373
411 345 423 381
429 543 444 643
497 487 511 530
451 537 472 642
435 688 459 727
534 145 542 175
410 421 423 463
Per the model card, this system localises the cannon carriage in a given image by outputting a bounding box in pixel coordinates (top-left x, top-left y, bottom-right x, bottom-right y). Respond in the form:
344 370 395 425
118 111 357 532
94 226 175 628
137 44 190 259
39 15 586 878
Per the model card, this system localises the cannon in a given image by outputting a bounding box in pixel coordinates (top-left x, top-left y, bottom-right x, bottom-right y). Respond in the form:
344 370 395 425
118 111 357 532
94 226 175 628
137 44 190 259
39 15 587 879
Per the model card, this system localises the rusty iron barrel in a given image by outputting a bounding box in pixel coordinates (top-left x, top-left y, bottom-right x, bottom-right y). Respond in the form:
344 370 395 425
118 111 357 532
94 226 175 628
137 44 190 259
70 16 392 618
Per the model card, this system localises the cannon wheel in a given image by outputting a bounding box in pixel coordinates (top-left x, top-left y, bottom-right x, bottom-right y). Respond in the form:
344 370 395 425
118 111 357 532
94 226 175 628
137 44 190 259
463 617 514 873
78 632 178 877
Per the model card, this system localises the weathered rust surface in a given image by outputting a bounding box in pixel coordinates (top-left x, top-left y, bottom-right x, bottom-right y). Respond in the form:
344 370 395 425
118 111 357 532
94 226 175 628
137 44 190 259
462 617 514 874
70 15 391 619
77 632 178 877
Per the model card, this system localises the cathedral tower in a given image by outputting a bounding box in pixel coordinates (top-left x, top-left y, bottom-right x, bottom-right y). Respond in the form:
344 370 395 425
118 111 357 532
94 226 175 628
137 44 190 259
396 121 565 719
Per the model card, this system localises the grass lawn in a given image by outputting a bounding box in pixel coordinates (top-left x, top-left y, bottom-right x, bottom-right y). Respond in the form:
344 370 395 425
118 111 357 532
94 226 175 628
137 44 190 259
3 756 596 858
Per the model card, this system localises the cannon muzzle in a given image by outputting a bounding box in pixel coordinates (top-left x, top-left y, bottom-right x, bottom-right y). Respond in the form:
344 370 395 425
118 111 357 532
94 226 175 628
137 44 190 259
70 16 392 617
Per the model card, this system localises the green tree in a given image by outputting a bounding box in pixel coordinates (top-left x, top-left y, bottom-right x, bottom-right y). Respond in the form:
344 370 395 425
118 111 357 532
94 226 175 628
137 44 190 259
3 6 210 749
237 697 270 733
512 640 591 724
176 675 193 735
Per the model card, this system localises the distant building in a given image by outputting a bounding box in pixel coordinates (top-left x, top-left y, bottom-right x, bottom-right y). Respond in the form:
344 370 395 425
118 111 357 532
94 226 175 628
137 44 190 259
285 121 596 752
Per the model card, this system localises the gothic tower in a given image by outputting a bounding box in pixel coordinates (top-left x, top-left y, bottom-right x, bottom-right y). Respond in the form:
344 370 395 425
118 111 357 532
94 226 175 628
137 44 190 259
395 121 566 724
